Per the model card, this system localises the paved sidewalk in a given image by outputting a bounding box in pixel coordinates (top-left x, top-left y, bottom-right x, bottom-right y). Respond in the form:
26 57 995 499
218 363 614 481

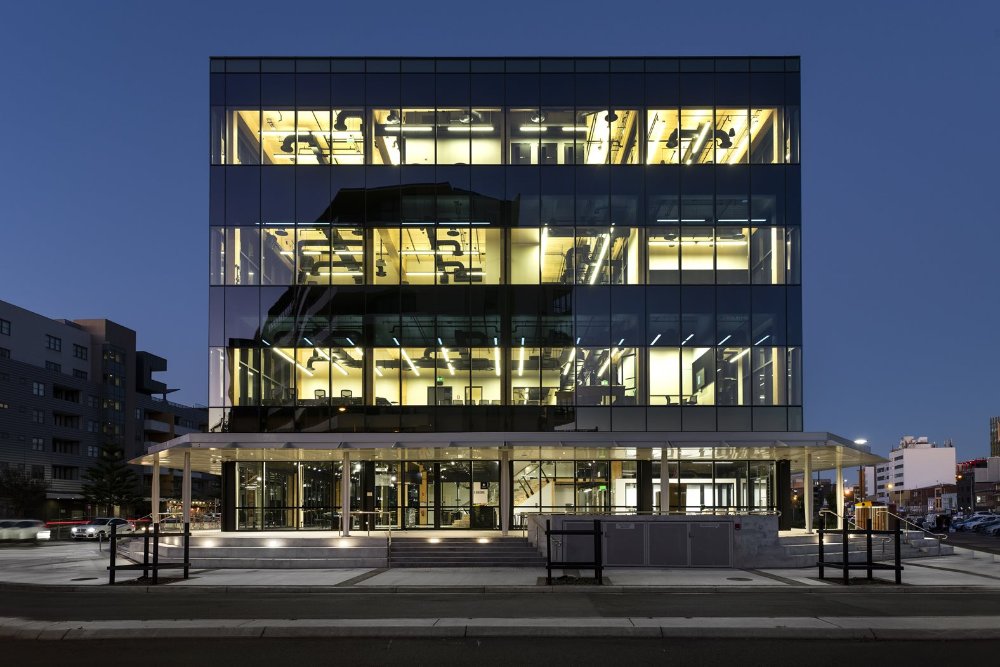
2 614 1000 640
4 542 1000 589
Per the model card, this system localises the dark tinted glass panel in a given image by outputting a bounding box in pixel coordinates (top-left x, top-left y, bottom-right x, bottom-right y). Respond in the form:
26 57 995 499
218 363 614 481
331 167 365 223
612 287 644 346
224 287 260 343
574 286 610 345
226 74 260 105
506 74 539 105
681 286 715 345
261 73 295 105
716 287 750 346
296 73 330 106
226 167 260 226
646 286 680 346
751 286 786 346
540 73 574 105
331 73 365 106
261 168 295 224
296 167 331 224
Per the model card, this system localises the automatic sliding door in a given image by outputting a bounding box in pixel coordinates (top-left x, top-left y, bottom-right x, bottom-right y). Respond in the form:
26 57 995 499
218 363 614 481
403 462 436 528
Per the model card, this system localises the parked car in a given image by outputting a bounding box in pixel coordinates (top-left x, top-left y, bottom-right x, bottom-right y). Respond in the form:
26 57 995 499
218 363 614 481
972 517 1000 533
69 518 134 539
960 515 997 532
985 523 1000 536
0 519 51 542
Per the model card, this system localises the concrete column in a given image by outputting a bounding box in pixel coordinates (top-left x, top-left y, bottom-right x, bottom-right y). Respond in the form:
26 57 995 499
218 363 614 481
341 451 351 537
500 447 511 535
151 452 161 526
181 451 192 525
803 453 813 533
835 462 845 529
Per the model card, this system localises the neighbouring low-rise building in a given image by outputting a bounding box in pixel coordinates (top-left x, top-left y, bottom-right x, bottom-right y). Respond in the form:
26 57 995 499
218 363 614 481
869 436 956 505
0 299 211 519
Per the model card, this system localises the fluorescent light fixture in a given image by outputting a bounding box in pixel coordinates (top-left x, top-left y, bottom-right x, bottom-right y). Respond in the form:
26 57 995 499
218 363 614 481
561 126 588 132
302 251 321 256
374 365 384 377
303 337 315 346
755 334 770 345
334 250 363 255
382 125 433 133
392 337 400 346
332 362 349 376
718 218 767 223
598 358 611 376
274 348 313 376
447 363 456 376
689 122 712 160
540 225 548 259
650 333 662 346
682 333 694 345
617 338 625 347
576 337 581 345
440 346 451 363
261 339 271 346
494 346 501 376
401 250 481 256
519 125 547 132
518 343 525 377
718 335 732 346
400 348 419 375
446 125 493 132
346 337 354 346
437 337 443 346
589 233 611 285
315 348 332 361
280 250 294 256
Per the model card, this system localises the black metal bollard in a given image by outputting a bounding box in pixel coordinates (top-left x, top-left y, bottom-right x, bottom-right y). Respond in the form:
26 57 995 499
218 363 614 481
894 526 902 585
143 525 150 579
817 525 824 579
183 522 190 579
108 523 117 585
593 519 603 585
866 519 873 580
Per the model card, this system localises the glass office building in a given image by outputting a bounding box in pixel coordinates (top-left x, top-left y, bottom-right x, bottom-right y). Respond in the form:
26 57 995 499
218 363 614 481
139 56 875 533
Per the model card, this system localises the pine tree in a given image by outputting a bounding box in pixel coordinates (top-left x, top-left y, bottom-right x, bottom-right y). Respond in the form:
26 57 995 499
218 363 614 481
82 441 139 517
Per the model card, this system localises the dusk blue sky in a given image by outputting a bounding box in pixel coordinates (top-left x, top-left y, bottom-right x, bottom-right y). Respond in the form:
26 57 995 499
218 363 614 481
1 1 997 461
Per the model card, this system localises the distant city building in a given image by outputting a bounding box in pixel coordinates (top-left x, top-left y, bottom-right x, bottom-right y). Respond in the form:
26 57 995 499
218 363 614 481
956 457 1000 512
870 436 956 504
991 416 999 458
0 300 210 519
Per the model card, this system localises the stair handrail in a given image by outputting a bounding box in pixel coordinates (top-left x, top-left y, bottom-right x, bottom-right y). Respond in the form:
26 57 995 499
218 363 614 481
818 508 892 555
885 510 947 555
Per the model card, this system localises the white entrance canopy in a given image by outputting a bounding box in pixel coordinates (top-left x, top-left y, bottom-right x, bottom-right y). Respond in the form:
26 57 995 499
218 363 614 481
131 431 885 475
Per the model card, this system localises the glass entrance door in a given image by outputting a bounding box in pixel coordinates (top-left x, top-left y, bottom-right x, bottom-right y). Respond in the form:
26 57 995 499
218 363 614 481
403 462 436 528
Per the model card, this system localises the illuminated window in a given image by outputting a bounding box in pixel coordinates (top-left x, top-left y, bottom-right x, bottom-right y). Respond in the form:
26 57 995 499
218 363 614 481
225 109 261 164
750 107 784 164
648 348 680 405
681 347 715 405
647 228 679 284
259 109 297 164
331 108 365 164
678 108 714 164
646 109 680 164
714 108 750 165
370 108 402 165
507 108 541 164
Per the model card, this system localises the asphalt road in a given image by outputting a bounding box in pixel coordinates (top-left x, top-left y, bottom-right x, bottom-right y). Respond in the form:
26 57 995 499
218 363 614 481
3 587 1000 622
5 638 1000 666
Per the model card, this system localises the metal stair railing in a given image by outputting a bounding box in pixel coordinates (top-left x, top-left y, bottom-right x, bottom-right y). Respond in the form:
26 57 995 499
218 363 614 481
885 510 947 556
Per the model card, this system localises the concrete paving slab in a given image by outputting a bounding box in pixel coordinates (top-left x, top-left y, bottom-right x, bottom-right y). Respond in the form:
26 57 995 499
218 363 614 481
357 567 542 587
607 569 785 587
172 568 372 586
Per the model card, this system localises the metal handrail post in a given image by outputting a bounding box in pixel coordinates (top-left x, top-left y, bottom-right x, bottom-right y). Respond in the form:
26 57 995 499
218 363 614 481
108 523 117 585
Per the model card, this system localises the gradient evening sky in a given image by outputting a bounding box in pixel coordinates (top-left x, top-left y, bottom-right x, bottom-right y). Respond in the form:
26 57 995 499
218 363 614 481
1 1 997 461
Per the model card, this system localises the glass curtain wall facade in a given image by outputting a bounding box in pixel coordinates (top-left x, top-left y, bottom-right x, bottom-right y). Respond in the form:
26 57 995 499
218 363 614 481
209 57 801 437
209 57 800 530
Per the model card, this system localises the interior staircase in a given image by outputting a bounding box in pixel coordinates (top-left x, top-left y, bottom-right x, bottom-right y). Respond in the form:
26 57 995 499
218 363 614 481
389 536 546 567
